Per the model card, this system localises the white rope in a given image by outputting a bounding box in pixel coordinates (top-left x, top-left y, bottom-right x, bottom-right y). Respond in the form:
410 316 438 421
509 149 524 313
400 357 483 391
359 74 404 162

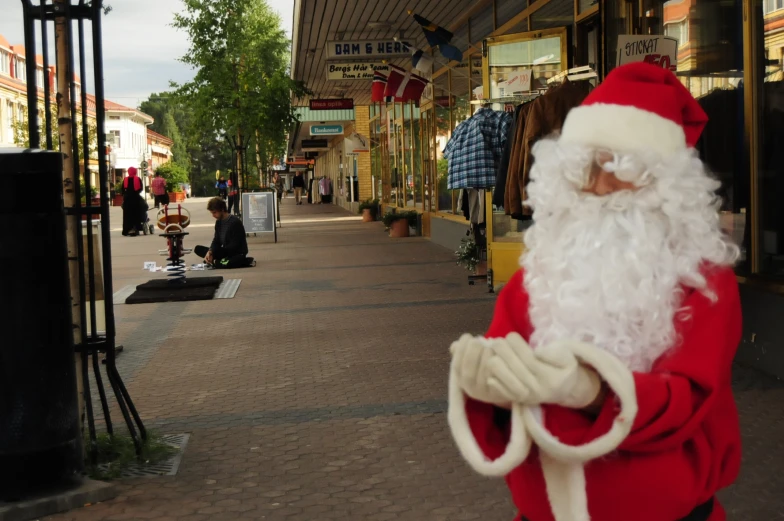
448 340 638 521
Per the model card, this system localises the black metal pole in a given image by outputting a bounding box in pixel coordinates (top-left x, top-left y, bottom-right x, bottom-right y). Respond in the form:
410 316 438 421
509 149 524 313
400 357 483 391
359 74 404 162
40 1 53 150
21 0 39 148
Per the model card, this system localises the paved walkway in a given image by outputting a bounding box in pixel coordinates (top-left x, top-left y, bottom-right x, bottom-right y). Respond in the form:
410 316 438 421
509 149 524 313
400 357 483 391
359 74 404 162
48 197 784 521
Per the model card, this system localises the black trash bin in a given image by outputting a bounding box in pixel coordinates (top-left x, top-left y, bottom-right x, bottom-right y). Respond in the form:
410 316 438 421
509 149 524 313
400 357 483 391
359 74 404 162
0 149 82 500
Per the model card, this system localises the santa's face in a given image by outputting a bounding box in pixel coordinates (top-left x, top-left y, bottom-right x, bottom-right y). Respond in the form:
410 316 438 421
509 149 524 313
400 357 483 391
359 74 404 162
521 140 737 372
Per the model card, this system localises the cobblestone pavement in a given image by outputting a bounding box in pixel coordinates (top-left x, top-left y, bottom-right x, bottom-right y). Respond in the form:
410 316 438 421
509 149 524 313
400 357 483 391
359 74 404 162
46 197 784 521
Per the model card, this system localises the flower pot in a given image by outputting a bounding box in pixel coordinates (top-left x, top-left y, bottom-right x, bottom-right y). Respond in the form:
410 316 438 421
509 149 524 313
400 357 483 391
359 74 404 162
168 191 186 203
361 208 376 222
389 218 410 238
112 194 124 207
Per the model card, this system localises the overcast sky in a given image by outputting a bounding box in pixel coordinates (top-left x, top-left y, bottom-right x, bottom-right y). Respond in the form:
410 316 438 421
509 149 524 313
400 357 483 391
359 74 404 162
0 0 294 109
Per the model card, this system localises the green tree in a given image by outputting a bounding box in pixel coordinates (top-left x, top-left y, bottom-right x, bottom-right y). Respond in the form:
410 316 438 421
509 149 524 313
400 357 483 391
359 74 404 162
139 92 191 168
171 0 307 193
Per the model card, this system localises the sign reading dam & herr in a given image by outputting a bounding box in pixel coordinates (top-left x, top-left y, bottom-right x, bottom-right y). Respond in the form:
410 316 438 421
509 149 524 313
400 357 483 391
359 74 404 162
326 39 414 59
327 62 389 81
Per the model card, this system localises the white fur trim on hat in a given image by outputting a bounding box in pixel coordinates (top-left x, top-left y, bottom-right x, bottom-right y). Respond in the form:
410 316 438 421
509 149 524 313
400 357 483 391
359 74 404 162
560 103 687 158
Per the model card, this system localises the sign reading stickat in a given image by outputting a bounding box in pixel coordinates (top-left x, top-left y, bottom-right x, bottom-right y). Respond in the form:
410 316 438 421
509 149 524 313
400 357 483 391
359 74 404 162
310 99 354 110
326 62 389 81
326 40 414 59
616 35 678 71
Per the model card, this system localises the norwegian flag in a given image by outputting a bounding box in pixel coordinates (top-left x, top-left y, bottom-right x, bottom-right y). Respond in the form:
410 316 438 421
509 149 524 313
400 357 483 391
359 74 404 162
383 64 429 103
371 70 388 103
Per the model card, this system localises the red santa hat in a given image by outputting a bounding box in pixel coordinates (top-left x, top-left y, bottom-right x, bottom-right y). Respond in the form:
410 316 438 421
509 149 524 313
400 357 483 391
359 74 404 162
559 62 708 158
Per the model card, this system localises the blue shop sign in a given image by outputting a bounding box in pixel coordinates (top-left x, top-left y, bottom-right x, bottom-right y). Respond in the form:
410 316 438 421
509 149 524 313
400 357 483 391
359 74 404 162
310 125 344 136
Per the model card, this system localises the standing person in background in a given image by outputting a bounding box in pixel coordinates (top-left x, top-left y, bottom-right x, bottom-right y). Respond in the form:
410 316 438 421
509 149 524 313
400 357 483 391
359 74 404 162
216 175 229 200
227 169 239 214
292 171 305 205
121 167 144 236
273 172 285 205
151 171 168 208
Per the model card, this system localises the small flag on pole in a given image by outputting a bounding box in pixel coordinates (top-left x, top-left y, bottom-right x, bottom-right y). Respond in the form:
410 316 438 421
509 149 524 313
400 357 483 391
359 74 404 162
409 11 464 63
371 70 388 102
383 64 429 102
411 48 434 73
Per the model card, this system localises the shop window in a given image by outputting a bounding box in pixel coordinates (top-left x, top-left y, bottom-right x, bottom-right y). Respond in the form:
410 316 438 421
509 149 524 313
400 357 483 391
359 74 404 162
453 57 471 126
470 5 494 44
530 0 573 31
605 0 748 272
754 0 784 276
434 73 452 213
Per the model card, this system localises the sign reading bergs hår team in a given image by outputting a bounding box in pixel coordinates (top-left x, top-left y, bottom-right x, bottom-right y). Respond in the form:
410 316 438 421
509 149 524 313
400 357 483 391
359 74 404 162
326 62 389 81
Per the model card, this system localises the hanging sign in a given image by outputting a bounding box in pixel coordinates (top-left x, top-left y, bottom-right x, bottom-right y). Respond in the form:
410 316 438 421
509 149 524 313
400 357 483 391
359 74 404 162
326 39 415 59
617 35 678 71
310 99 354 110
301 139 330 151
344 132 369 156
310 124 344 136
327 62 389 81
498 69 532 95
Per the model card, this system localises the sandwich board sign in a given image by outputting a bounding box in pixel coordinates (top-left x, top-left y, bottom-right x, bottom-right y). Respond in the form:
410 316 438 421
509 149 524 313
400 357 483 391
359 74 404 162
242 191 277 243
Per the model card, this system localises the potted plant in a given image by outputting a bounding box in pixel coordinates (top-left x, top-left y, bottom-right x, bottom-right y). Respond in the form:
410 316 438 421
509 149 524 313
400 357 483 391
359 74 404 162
157 162 189 204
358 199 380 222
80 178 100 221
455 237 480 272
112 180 124 207
382 210 418 238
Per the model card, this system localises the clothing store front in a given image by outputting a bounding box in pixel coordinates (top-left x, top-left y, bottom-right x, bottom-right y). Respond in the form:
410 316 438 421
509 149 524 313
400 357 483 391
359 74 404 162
292 0 784 376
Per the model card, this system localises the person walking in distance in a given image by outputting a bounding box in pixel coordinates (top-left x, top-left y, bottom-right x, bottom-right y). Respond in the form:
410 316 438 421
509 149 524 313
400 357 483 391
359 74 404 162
292 171 306 205
227 170 238 214
273 172 285 205
151 171 168 208
216 175 229 200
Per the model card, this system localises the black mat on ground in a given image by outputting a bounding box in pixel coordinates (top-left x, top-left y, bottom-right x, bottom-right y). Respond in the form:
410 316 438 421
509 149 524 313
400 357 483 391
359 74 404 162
125 276 224 304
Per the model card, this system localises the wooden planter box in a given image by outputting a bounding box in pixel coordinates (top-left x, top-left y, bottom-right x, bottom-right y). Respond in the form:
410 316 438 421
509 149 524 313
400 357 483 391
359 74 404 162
388 219 410 238
81 196 101 221
168 191 186 203
112 194 124 207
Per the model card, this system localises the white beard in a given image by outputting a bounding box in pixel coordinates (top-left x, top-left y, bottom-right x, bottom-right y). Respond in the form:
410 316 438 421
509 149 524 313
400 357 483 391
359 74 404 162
521 139 739 372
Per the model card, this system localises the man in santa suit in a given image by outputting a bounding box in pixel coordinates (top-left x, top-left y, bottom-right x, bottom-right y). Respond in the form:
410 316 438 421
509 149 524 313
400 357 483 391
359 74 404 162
448 62 741 521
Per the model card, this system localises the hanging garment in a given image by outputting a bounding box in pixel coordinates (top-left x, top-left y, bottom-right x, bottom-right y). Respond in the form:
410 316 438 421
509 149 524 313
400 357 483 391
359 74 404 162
506 81 589 218
494 103 526 208
504 102 534 219
467 189 485 225
443 107 513 190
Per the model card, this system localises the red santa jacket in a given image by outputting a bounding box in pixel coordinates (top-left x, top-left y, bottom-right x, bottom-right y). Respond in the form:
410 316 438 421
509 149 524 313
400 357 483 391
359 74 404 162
465 267 742 521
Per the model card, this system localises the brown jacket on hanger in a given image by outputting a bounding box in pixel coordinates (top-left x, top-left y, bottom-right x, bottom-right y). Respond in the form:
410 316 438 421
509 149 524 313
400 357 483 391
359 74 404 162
506 81 589 216
504 102 533 217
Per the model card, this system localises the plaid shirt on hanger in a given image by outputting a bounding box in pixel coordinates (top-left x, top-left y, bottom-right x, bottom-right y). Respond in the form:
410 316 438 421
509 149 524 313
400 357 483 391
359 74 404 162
443 107 513 190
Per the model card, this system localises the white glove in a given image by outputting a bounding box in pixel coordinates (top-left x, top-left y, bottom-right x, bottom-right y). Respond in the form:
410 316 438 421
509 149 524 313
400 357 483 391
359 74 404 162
450 334 511 408
487 334 603 409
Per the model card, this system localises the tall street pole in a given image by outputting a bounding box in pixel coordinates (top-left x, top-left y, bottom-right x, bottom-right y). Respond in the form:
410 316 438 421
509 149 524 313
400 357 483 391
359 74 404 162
55 0 85 424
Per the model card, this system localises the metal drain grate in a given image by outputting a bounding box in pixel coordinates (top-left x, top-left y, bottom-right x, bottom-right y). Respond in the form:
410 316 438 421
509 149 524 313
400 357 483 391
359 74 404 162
215 279 241 299
97 433 190 478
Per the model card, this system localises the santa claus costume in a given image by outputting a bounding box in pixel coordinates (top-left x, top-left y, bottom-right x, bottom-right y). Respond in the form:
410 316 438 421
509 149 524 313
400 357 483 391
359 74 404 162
448 62 742 521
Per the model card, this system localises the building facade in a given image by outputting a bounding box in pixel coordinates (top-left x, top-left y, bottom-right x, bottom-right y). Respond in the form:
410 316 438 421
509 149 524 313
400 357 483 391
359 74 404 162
1 32 162 194
291 0 784 379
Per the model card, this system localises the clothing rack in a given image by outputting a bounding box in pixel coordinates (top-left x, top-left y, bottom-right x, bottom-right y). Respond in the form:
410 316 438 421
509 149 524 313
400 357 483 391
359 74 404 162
547 65 598 85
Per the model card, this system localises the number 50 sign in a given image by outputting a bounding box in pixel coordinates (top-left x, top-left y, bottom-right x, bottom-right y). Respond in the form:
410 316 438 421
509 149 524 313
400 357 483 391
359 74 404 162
617 35 678 71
